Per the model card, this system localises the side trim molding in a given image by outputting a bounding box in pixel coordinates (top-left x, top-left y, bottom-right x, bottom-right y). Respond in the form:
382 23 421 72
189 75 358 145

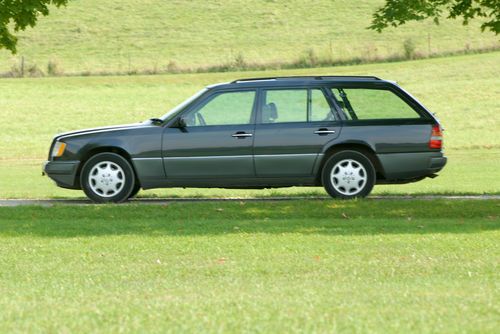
159 153 322 160
132 157 163 161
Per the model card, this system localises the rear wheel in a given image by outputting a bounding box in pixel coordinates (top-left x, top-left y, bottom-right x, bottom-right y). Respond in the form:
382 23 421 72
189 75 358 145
80 153 136 203
322 150 375 199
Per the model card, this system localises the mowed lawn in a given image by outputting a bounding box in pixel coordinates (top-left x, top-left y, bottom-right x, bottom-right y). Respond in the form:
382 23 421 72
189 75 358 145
1 52 499 198
0 200 498 333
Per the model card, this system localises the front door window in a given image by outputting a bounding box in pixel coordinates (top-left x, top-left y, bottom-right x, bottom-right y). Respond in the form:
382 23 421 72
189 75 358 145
184 91 256 126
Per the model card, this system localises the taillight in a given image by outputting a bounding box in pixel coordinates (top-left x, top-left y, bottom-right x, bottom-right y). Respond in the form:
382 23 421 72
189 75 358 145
429 124 443 149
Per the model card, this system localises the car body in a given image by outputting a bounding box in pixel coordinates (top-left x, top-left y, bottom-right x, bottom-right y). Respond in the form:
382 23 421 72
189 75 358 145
44 76 447 202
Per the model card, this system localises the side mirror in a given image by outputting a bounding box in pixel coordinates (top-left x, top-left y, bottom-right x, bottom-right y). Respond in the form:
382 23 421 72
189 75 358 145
172 117 187 128
178 117 187 128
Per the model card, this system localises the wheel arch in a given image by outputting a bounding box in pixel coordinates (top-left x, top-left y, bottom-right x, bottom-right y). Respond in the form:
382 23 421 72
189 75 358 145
76 146 140 188
316 142 385 184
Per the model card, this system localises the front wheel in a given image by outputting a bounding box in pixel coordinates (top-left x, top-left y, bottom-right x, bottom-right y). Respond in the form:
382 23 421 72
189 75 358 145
128 183 141 199
80 153 136 203
321 150 376 199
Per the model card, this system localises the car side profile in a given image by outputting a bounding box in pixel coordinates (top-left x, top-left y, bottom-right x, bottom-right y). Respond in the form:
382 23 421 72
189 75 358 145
43 76 447 203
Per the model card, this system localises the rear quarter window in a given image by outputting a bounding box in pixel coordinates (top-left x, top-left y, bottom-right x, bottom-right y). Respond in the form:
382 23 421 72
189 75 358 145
331 88 421 120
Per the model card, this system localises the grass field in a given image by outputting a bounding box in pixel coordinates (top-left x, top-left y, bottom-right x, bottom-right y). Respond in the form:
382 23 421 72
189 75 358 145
0 0 498 75
0 200 498 332
1 52 499 198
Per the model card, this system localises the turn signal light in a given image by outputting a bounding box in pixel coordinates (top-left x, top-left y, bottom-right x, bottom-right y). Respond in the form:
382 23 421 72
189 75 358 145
51 142 67 158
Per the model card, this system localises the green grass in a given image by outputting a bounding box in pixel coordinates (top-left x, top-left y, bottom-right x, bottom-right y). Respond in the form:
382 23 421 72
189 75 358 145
0 0 498 75
1 52 499 198
0 200 498 333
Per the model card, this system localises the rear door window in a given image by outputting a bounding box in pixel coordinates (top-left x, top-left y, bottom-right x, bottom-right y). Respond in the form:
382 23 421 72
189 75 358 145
263 89 308 123
310 89 335 122
260 88 336 123
330 88 421 120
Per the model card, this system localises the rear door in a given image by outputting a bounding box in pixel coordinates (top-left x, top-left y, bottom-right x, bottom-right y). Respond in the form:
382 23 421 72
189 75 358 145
253 87 341 177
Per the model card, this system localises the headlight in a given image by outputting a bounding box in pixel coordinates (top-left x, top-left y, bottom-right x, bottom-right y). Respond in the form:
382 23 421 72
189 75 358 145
51 141 67 158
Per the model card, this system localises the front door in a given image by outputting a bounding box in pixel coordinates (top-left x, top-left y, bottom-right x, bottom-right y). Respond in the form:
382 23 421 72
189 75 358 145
162 90 257 179
253 87 341 176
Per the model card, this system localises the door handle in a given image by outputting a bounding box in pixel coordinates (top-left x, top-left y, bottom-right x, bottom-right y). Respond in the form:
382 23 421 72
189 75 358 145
314 128 336 135
231 132 253 138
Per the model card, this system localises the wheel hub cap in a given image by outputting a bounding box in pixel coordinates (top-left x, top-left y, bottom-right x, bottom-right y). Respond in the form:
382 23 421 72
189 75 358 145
330 159 367 196
88 161 125 197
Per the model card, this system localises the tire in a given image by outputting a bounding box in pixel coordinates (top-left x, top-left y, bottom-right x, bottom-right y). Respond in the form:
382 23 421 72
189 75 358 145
80 153 136 203
128 183 141 199
321 150 375 199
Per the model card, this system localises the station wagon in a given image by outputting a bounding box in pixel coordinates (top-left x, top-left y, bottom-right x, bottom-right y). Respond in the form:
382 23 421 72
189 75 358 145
43 76 447 202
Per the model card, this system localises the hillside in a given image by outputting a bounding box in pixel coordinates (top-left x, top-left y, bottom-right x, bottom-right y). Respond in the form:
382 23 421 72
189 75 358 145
0 0 498 75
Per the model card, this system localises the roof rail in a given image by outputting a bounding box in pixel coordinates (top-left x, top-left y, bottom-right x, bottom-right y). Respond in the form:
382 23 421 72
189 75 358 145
231 75 381 83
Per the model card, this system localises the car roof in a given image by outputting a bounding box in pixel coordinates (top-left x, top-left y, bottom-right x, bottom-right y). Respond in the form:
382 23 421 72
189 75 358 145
207 75 391 89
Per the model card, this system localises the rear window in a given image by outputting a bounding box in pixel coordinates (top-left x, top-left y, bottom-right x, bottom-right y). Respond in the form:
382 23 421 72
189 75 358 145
330 88 421 120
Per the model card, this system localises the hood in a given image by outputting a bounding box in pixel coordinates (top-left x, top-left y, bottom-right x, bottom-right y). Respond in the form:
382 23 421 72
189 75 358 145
54 122 147 141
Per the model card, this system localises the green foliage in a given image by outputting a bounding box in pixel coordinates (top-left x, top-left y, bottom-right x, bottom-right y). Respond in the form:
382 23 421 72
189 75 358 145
370 0 500 34
0 0 69 53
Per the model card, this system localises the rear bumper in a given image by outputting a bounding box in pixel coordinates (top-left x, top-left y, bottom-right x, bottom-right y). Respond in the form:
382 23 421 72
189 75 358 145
429 155 447 171
377 151 447 180
43 160 80 189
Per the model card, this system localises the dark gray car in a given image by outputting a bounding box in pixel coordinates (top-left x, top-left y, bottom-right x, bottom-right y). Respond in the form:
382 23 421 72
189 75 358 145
43 76 447 202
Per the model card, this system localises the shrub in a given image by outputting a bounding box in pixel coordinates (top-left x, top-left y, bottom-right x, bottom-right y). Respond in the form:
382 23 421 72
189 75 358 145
47 59 63 76
403 38 416 60
166 60 180 73
27 64 44 77
296 48 319 67
9 63 22 77
233 53 246 70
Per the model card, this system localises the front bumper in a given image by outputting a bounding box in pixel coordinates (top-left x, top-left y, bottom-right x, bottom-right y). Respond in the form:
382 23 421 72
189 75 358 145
43 160 80 189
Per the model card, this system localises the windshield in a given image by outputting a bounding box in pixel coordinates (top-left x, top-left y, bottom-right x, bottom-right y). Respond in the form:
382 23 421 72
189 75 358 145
159 88 208 122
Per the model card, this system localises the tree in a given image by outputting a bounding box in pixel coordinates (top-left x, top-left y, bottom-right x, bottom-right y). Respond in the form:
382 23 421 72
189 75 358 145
0 0 69 53
370 0 500 35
